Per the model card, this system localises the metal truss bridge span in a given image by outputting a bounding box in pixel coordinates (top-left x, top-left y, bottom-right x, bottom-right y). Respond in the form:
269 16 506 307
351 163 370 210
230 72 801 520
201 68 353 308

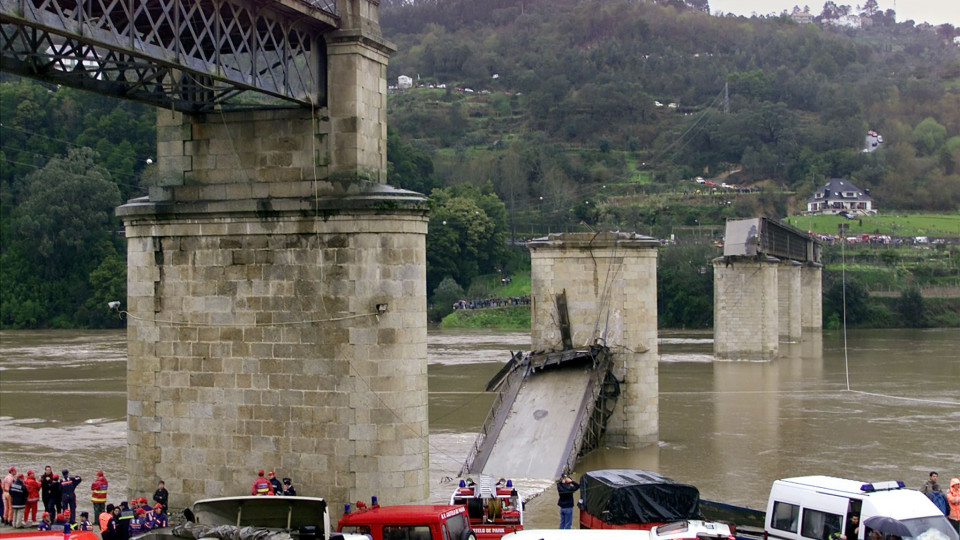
0 0 339 112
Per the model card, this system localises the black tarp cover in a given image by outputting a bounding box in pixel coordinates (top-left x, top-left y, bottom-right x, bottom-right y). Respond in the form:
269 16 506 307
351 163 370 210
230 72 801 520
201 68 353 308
577 469 703 525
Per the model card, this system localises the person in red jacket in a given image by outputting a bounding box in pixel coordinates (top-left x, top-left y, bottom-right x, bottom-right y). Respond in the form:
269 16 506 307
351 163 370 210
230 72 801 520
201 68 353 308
90 471 108 519
250 470 274 495
23 470 41 526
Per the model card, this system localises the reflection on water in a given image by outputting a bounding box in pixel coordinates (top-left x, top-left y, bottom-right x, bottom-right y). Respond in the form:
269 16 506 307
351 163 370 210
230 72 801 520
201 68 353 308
1 327 958 526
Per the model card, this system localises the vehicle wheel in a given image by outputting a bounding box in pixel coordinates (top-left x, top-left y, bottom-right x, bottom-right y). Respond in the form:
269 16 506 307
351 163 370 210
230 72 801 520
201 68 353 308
460 530 477 540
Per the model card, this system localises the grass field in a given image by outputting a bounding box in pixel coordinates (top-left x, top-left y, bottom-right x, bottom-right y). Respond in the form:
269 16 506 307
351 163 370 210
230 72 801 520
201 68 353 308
784 213 960 238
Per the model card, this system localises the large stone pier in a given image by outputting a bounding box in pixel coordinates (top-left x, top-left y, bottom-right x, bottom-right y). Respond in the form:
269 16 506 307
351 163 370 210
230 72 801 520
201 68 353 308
118 0 432 510
713 218 822 360
527 232 661 446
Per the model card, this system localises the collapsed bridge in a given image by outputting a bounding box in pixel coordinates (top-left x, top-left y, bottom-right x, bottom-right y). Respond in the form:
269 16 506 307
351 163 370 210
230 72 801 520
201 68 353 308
462 232 661 480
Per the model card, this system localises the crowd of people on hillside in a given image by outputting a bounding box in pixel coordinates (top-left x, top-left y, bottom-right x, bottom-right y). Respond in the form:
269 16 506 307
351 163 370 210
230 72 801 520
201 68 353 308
452 295 530 311
1 465 169 540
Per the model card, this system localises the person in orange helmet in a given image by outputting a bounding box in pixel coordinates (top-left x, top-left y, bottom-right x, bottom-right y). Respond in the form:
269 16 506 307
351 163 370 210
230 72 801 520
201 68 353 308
250 470 274 495
23 470 41 526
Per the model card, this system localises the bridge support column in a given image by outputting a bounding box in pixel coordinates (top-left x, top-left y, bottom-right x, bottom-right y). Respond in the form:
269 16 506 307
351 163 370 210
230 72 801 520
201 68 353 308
120 2 430 504
528 232 660 446
713 256 780 360
800 264 823 330
778 261 802 342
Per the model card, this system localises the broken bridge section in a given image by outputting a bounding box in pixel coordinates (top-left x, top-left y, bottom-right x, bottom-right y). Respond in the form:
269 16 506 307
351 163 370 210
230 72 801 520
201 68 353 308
461 346 620 480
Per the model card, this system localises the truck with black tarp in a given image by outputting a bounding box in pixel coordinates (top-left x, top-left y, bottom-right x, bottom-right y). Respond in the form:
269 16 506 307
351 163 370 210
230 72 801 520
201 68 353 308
578 469 704 530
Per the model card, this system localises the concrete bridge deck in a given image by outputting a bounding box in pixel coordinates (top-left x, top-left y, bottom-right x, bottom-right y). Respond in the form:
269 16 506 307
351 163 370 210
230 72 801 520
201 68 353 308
462 346 618 480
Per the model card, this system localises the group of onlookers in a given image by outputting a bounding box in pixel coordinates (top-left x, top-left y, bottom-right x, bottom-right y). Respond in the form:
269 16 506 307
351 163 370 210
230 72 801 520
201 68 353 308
1 465 81 529
1 464 170 538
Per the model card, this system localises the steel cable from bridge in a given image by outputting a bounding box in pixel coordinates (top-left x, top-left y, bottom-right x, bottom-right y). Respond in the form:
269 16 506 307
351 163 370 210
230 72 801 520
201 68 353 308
346 360 473 468
112 309 383 326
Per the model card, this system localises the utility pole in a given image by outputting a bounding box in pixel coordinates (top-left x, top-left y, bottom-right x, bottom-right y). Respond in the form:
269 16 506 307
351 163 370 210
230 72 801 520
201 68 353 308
723 81 729 114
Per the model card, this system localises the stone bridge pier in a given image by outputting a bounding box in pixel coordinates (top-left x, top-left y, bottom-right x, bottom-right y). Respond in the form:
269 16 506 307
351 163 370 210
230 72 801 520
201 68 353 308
528 232 661 446
713 218 822 361
117 0 431 510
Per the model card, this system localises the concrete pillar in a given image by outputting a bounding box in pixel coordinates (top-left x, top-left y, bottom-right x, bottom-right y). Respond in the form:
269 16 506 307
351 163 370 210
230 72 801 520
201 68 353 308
120 0 432 508
713 256 780 360
777 261 802 342
527 232 660 446
800 264 823 330
327 0 395 182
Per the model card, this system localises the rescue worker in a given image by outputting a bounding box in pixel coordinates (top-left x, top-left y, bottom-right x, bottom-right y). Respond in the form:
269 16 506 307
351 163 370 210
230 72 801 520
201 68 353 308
250 470 274 495
138 496 151 514
77 511 92 531
24 470 41 526
99 503 115 533
37 511 52 531
116 501 135 540
90 471 108 519
267 471 282 495
101 505 119 540
128 508 146 537
2 466 15 525
152 481 169 514
10 473 27 528
59 469 81 524
150 504 168 528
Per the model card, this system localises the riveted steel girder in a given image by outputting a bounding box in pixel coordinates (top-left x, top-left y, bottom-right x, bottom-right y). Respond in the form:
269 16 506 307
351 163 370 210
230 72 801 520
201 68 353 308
0 0 339 112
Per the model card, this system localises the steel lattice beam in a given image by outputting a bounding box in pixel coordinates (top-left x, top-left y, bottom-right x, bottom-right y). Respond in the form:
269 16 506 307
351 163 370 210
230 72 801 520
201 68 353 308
0 0 339 112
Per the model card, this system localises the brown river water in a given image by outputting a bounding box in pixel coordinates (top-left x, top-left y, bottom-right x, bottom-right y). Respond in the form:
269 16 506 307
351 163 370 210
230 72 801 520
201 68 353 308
1 328 958 529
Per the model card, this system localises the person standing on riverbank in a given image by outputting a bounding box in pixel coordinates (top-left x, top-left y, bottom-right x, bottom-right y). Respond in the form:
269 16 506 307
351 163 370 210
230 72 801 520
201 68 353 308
152 481 168 514
556 474 579 530
921 472 941 495
24 470 40 526
90 471 108 519
40 467 54 515
59 470 81 524
251 471 274 495
2 467 15 525
10 474 27 528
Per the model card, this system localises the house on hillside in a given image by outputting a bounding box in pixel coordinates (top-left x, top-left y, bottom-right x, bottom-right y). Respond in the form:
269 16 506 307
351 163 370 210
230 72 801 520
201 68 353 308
791 10 814 24
806 178 876 216
398 75 413 90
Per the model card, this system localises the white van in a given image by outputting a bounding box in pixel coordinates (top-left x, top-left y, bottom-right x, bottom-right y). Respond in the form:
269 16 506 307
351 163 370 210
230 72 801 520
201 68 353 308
765 477 957 540
501 521 734 540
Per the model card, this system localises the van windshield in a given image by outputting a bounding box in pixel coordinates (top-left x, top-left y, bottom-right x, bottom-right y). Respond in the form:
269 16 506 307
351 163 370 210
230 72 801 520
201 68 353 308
901 516 959 540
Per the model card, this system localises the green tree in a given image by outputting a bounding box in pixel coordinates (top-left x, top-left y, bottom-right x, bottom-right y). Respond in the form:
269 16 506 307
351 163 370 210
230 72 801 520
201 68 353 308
896 286 926 328
425 185 509 293
429 276 465 322
1 147 122 328
823 278 870 327
912 117 947 156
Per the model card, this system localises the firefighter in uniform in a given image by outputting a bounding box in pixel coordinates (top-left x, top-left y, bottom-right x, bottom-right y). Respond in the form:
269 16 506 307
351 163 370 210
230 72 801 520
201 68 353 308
250 470 274 496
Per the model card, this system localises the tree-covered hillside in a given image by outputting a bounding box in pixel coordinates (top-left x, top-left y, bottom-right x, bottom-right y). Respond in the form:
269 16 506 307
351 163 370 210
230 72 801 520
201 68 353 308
379 0 960 221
